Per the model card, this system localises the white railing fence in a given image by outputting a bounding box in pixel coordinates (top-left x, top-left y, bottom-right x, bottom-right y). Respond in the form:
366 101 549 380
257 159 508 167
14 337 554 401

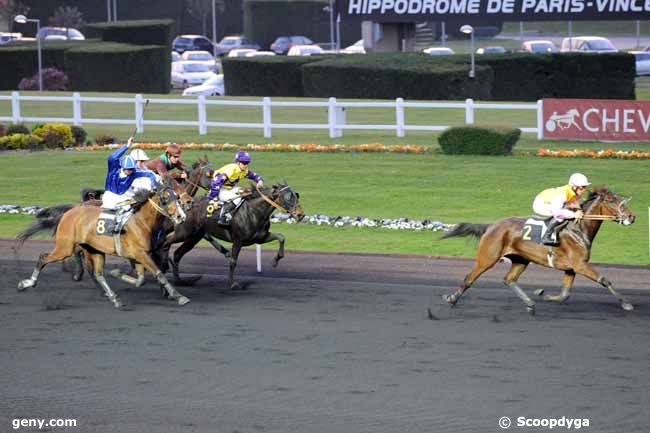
0 91 544 140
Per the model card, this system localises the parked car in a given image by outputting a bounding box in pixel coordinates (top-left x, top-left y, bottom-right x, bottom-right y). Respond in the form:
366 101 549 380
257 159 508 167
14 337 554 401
173 35 214 54
172 51 181 62
215 35 260 56
287 44 324 56
630 51 650 76
245 50 276 57
0 32 21 45
422 46 455 55
36 27 84 40
181 50 218 71
522 40 558 54
560 36 617 53
227 48 258 58
183 74 225 96
342 39 366 54
171 61 217 89
476 46 507 55
270 35 313 54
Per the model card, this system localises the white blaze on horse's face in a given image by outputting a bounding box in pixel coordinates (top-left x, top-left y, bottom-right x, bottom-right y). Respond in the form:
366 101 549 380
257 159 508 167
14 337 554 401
173 205 186 224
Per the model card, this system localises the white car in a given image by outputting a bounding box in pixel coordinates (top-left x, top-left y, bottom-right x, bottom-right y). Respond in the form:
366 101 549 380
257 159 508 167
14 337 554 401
630 51 650 76
0 32 21 44
183 74 225 96
287 45 324 56
422 47 455 55
245 50 276 57
172 51 181 62
342 40 366 54
560 36 618 53
171 61 217 89
181 50 218 71
227 48 258 58
522 40 558 54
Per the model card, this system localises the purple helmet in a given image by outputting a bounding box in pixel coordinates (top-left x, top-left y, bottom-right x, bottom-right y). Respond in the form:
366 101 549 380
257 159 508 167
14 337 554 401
120 155 137 170
234 151 251 163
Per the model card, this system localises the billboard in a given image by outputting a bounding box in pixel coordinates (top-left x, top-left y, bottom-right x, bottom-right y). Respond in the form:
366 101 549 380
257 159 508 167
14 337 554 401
338 0 650 23
543 98 650 142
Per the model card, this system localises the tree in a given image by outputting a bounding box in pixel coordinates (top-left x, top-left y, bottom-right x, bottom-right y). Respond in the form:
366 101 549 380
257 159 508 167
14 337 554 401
0 0 30 32
185 0 225 38
48 5 84 38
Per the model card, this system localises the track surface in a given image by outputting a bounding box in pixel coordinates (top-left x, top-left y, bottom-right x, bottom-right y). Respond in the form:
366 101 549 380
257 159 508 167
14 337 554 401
1 239 649 433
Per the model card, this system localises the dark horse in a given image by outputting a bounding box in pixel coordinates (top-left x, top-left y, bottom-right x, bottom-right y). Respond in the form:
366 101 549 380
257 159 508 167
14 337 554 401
163 182 305 289
17 180 191 308
439 187 635 314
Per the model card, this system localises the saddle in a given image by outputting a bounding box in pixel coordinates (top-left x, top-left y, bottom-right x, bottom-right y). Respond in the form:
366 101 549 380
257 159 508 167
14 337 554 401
96 209 120 236
521 217 568 245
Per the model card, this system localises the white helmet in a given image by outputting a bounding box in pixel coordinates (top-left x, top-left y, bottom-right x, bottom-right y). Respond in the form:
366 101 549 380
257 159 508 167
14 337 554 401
129 149 149 161
568 173 590 187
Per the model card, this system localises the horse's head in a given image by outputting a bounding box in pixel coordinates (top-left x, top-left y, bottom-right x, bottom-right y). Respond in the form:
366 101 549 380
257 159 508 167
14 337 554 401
156 178 187 225
273 183 305 222
583 186 635 226
190 155 215 191
165 175 193 211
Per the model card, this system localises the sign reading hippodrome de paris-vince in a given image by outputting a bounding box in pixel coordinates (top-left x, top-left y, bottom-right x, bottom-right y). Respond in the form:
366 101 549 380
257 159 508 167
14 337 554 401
337 0 650 22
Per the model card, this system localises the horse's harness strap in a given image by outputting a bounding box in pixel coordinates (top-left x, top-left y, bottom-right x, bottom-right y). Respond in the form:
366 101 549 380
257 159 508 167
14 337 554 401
147 197 175 222
255 184 288 214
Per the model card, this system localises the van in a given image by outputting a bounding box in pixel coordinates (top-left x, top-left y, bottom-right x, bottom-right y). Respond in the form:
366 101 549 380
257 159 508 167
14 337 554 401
560 36 617 53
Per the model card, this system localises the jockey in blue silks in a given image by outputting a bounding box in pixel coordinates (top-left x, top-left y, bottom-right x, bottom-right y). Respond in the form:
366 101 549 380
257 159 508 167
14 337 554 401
102 137 158 233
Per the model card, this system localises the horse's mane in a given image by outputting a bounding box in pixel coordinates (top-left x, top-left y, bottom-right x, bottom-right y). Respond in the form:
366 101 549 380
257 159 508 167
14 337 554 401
131 189 155 211
191 155 211 170
243 183 286 200
581 186 610 210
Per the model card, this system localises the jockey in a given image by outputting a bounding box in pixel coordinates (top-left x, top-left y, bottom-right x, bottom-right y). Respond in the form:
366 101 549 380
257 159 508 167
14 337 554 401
533 172 590 245
130 148 161 181
207 151 263 224
144 143 189 182
102 137 158 233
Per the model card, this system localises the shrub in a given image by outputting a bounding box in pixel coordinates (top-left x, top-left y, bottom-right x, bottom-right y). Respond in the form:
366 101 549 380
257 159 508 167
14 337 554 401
6 123 30 135
0 133 43 150
71 125 88 146
32 123 74 149
438 126 521 155
94 133 116 145
18 68 69 91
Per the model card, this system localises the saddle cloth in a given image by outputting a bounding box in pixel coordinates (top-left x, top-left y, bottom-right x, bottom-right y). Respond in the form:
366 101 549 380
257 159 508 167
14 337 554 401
521 218 550 244
96 210 119 236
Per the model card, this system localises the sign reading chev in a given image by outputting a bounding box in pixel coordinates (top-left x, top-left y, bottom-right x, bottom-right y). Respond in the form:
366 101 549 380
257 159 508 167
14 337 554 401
543 98 650 141
338 0 650 22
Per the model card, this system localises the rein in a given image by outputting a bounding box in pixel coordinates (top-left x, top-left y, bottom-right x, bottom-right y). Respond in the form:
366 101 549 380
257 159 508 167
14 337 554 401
147 196 176 222
255 183 288 213
580 215 617 221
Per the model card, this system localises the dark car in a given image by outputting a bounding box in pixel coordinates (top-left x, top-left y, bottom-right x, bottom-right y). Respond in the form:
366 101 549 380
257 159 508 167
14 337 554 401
173 35 214 54
270 35 313 55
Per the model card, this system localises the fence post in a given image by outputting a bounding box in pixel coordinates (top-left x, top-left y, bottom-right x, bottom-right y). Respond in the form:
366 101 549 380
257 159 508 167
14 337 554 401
396 97 405 137
256 244 262 273
263 97 272 138
11 91 20 124
135 94 144 133
198 95 207 135
536 99 544 140
465 98 474 125
72 92 82 126
328 97 337 139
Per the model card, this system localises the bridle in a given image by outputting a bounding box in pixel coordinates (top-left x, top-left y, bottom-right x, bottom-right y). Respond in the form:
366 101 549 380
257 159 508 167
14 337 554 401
185 164 213 193
147 186 185 223
255 184 300 217
580 194 631 223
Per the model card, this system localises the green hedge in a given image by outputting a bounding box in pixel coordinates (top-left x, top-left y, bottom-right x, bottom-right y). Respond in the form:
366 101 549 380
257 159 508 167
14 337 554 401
223 56 323 96
65 43 170 93
82 19 175 47
438 126 521 155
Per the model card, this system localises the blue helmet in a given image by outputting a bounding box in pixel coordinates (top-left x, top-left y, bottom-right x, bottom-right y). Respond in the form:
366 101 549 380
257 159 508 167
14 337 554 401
234 151 251 163
120 155 137 170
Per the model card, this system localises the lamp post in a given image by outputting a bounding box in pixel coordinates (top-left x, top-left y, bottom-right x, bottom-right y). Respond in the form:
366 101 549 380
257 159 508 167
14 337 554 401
460 24 475 79
212 0 218 59
14 14 42 91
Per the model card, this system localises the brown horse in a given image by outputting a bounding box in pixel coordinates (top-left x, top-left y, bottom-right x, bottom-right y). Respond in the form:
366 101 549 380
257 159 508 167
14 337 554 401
16 180 190 308
440 187 635 314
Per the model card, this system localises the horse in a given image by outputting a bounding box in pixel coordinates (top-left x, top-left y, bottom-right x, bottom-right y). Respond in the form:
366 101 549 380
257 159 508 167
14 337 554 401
162 182 305 289
16 179 191 308
439 187 635 315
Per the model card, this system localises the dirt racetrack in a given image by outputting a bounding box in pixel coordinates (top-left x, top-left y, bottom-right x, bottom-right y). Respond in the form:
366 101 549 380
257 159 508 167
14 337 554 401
1 239 649 433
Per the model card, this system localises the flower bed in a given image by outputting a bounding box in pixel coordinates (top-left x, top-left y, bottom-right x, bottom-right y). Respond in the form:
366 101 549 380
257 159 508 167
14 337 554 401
538 148 650 159
75 142 428 154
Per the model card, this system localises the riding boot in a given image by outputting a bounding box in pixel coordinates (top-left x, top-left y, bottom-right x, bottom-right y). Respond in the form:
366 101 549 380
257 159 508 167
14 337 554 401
217 202 234 225
542 218 563 246
113 208 133 234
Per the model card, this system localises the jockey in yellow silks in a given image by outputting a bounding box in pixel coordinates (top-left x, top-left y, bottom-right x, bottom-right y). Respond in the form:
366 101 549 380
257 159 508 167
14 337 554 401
532 172 590 245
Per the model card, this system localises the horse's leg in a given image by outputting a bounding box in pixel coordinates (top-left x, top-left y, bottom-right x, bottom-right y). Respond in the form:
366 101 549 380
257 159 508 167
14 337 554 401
443 243 502 306
258 232 285 267
503 261 535 315
108 262 146 288
574 262 634 311
535 271 575 304
228 240 243 290
204 233 230 258
89 253 123 308
18 241 75 291
133 251 190 305
70 246 85 281
170 231 204 281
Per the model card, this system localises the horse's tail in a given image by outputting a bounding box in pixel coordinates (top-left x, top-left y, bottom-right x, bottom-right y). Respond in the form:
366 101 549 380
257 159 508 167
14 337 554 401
440 223 490 240
16 204 74 244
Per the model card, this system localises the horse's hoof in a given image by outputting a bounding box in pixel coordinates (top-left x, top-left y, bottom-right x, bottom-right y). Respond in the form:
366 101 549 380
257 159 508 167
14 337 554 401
442 294 457 306
111 298 123 309
17 279 34 291
177 296 191 306
108 269 122 278
527 305 536 315
272 258 280 268
533 289 545 297
231 282 243 291
72 274 83 282
622 302 634 311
